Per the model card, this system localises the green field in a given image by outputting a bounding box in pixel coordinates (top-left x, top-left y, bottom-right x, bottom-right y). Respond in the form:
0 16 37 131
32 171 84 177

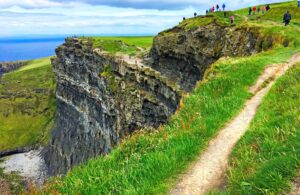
83 36 153 56
0 57 56 151
44 1 300 194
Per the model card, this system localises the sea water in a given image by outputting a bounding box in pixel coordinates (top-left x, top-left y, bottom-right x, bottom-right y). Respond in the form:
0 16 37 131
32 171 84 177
0 37 65 62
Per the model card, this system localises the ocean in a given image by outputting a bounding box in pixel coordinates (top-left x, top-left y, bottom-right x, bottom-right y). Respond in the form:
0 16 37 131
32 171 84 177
0 37 65 62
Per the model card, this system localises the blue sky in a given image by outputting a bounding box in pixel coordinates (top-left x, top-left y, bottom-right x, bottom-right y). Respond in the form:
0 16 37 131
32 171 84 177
0 0 288 37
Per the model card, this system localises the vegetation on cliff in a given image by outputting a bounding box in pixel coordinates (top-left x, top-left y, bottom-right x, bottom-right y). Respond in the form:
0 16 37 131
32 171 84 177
82 36 153 56
0 57 56 151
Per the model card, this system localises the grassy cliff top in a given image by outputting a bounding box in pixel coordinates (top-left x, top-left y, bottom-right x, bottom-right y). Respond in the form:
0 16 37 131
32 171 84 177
81 36 153 56
162 1 299 34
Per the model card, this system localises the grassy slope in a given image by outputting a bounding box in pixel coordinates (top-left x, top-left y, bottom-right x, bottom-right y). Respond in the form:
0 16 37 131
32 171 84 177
83 36 153 56
45 2 300 194
48 47 299 194
0 57 56 151
219 64 300 194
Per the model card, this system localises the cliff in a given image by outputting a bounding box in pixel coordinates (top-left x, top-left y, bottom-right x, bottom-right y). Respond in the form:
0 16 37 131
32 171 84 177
0 61 27 76
45 22 282 175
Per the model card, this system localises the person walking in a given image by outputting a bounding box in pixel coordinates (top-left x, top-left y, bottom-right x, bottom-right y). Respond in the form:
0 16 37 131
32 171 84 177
262 5 266 14
266 4 270 11
283 11 292 26
230 15 235 25
257 6 261 14
206 10 209 14
194 12 197 17
216 4 220 11
252 6 257 15
222 3 226 11
212 6 215 12
248 7 252 15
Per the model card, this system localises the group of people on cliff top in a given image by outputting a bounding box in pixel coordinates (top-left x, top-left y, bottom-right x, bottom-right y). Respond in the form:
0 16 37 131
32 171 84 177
248 4 270 15
183 2 296 27
206 3 226 14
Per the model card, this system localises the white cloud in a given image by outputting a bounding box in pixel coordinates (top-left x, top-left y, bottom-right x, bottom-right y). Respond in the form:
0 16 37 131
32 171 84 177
0 0 62 9
0 0 291 37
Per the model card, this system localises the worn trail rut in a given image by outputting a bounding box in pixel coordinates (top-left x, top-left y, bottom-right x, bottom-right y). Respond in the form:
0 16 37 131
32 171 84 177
171 54 300 195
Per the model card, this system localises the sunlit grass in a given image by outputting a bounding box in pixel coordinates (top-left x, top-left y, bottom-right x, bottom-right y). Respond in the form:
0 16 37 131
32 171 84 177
221 63 300 194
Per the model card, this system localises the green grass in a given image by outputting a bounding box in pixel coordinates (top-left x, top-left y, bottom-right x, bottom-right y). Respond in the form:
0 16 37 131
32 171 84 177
17 57 53 72
47 47 299 194
83 36 153 56
220 63 300 194
0 57 56 151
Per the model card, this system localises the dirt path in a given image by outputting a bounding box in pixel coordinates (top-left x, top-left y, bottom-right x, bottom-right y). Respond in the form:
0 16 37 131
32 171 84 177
171 54 300 195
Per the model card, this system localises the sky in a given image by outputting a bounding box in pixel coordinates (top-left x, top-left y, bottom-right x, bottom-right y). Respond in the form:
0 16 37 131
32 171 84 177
0 0 289 37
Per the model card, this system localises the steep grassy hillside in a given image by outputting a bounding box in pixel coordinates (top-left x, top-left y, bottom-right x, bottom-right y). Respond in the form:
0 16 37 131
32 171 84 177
219 63 300 194
43 1 300 194
0 57 56 151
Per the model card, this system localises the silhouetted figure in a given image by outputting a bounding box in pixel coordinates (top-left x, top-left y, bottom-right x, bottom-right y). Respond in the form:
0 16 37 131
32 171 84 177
252 6 257 15
222 3 226 11
262 5 266 14
266 4 270 11
248 7 252 15
194 12 197 17
216 4 220 11
183 17 186 20
206 10 209 14
230 15 235 25
283 11 292 26
257 6 261 14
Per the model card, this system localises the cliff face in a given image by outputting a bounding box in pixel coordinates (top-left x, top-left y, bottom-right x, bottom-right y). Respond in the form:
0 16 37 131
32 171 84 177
149 23 269 91
45 23 277 175
45 39 181 175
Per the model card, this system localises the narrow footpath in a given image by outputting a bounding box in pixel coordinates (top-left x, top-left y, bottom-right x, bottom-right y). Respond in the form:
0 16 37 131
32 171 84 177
171 54 300 195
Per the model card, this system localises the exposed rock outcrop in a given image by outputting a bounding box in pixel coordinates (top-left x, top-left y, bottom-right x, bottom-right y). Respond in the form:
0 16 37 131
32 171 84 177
45 39 181 175
0 61 27 76
45 22 281 175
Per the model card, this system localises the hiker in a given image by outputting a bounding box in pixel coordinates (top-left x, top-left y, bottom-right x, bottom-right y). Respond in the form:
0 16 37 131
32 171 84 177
283 11 292 26
183 17 186 20
230 15 235 25
206 10 209 14
257 6 261 14
248 7 252 15
222 3 226 11
212 6 215 12
252 6 257 15
262 5 266 14
266 4 270 11
194 12 197 17
298 1 300 7
216 4 220 11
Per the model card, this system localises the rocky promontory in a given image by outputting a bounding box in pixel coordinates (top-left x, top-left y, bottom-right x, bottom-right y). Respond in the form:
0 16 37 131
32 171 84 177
45 21 285 175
